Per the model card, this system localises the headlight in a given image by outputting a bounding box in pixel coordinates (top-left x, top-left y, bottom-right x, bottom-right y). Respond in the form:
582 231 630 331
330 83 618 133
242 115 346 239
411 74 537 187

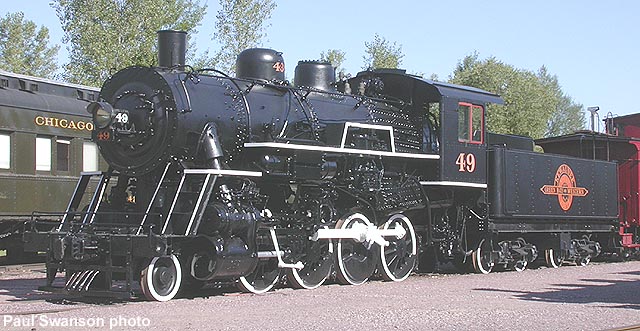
87 102 114 129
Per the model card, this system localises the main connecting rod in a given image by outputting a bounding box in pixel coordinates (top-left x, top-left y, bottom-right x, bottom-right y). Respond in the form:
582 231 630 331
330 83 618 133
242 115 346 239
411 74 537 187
311 222 406 247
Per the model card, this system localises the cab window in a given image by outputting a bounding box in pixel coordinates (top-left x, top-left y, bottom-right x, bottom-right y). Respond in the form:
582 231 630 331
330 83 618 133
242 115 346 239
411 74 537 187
457 102 484 144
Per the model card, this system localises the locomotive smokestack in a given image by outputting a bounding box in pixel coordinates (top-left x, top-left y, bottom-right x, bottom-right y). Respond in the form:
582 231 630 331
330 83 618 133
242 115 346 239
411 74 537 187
157 30 187 67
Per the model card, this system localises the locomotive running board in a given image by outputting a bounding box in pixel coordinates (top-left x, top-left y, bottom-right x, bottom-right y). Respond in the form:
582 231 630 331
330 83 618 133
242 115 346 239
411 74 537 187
182 169 263 177
244 142 440 159
420 181 487 188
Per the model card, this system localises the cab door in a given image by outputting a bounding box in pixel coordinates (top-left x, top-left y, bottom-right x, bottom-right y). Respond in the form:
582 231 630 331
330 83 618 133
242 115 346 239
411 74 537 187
439 99 487 186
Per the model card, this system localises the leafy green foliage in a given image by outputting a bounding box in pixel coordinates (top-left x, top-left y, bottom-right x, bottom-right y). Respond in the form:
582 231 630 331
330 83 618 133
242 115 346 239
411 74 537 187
52 0 206 86
320 49 347 78
362 34 404 70
0 12 59 78
546 95 585 135
538 66 585 136
210 0 277 74
450 54 561 139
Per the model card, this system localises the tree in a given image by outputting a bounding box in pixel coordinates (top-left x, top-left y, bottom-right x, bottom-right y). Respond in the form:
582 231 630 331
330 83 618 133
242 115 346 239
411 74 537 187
362 34 404 70
52 0 206 86
538 66 585 136
211 0 277 74
320 49 347 78
0 12 59 78
450 54 557 139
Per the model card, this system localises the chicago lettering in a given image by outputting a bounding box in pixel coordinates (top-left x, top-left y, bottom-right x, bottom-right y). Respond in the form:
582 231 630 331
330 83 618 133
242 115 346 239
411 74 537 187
34 116 94 131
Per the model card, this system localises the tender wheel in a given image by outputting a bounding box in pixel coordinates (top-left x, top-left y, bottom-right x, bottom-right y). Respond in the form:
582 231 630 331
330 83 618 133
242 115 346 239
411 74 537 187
286 239 333 290
379 214 417 282
140 255 182 302
528 244 539 263
513 259 527 272
237 259 280 294
619 249 632 261
472 239 495 274
545 248 563 268
335 212 379 285
577 255 591 266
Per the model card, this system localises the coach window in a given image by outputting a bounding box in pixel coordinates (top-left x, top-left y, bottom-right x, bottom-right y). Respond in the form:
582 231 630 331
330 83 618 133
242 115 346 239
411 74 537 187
83 141 98 172
56 139 71 172
0 133 10 169
457 102 484 144
36 136 52 171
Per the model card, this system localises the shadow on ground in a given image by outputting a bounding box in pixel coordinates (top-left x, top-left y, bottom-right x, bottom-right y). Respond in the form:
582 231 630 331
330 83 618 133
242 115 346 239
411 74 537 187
475 272 640 310
0 273 252 306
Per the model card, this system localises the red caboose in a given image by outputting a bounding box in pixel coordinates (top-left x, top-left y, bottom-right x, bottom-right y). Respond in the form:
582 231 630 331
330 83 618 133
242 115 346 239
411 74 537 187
537 113 640 256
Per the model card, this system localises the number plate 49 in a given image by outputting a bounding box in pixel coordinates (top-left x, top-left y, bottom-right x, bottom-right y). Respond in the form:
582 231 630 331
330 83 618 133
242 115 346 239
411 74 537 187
456 153 476 172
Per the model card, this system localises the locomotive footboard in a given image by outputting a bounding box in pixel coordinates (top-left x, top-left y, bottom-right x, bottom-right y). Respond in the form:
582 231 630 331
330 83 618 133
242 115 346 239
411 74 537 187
24 222 170 298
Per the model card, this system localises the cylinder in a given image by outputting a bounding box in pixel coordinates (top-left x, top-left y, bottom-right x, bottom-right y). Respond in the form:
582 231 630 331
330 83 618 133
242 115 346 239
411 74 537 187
157 30 187 67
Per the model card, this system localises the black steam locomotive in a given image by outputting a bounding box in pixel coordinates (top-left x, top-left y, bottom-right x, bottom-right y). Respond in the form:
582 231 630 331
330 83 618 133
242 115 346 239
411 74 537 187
24 31 617 301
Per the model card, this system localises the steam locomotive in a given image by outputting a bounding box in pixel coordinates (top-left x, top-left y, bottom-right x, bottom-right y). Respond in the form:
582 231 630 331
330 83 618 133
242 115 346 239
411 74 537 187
24 31 618 301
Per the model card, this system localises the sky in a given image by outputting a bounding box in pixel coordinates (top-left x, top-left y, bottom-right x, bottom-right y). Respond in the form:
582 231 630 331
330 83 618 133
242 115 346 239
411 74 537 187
2 1 639 123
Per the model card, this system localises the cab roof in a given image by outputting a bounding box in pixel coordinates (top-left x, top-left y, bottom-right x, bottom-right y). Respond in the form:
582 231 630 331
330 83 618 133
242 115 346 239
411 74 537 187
350 69 504 106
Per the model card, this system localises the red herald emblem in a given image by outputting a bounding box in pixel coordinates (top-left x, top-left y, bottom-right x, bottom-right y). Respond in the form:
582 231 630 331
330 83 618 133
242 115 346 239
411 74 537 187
540 164 589 211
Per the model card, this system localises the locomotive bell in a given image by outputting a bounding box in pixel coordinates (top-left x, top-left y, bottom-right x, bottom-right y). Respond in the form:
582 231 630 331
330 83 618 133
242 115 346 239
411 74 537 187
236 48 285 81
